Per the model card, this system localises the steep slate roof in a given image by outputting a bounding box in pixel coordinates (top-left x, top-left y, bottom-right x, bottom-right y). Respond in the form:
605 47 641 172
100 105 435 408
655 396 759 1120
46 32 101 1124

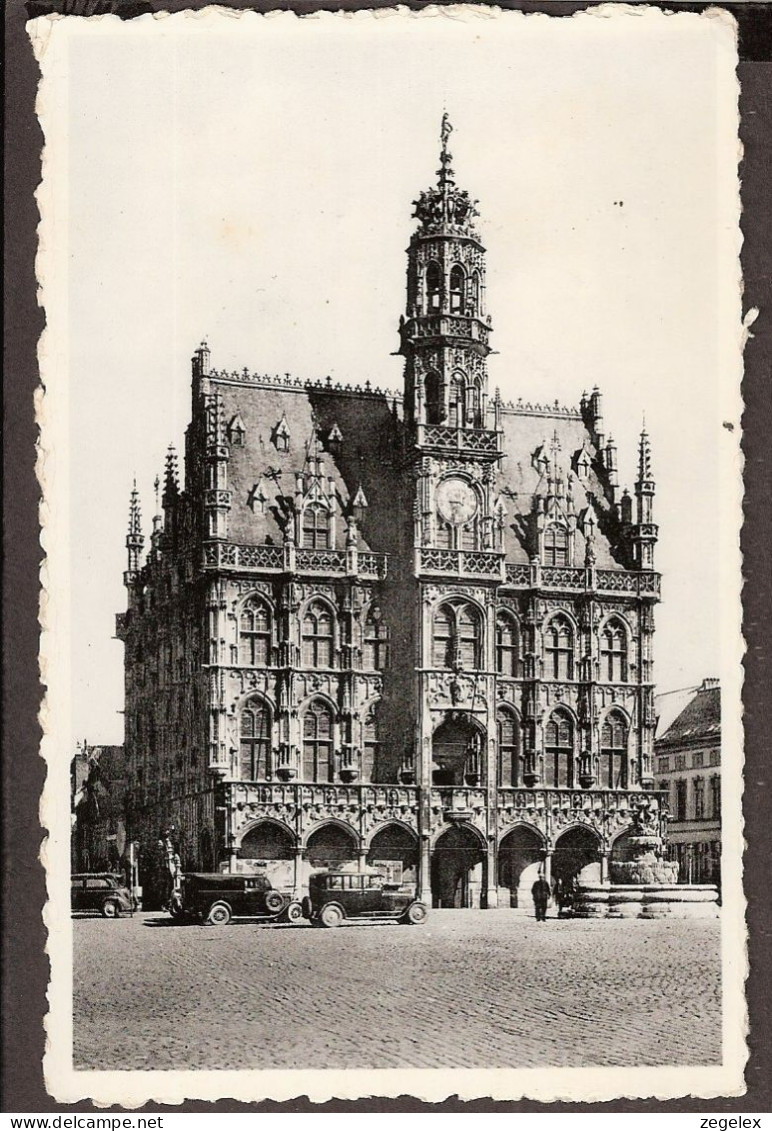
497 406 622 569
213 375 404 554
207 373 628 570
657 683 721 747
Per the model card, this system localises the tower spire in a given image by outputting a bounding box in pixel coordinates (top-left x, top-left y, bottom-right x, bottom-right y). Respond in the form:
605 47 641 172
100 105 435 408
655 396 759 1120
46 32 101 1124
633 422 657 569
125 479 144 579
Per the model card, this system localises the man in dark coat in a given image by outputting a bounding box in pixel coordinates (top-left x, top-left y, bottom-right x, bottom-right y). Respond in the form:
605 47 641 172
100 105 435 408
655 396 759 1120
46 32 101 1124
531 875 551 922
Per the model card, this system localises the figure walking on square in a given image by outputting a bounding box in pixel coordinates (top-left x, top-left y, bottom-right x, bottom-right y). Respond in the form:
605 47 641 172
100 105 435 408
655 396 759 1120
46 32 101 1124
531 875 551 922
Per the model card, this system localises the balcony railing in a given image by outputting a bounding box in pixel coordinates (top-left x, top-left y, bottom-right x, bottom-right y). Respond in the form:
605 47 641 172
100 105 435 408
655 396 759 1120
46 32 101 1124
497 787 668 815
419 547 503 579
202 542 386 580
420 424 499 455
503 563 660 598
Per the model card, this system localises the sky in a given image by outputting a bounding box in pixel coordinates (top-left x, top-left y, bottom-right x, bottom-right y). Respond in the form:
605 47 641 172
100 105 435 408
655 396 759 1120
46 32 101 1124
48 7 740 749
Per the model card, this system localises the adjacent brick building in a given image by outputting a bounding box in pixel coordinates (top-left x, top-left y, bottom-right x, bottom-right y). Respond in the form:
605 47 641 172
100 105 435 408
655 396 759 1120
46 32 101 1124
655 679 721 885
117 120 667 908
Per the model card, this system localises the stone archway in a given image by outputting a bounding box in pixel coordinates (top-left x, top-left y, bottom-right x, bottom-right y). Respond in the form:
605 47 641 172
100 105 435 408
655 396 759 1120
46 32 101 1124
498 826 545 909
239 820 295 890
431 824 486 909
367 824 419 889
305 823 358 870
432 715 485 786
552 826 602 891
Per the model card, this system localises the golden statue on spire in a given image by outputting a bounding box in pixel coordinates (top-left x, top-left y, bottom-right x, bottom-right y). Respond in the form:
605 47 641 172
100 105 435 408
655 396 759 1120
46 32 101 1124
440 111 453 149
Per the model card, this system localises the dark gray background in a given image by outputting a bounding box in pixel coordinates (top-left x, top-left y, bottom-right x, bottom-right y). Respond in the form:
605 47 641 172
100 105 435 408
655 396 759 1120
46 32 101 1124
4 0 771 1112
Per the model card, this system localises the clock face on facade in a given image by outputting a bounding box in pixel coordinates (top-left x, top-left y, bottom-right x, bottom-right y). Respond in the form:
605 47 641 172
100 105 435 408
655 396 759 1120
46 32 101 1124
436 477 478 526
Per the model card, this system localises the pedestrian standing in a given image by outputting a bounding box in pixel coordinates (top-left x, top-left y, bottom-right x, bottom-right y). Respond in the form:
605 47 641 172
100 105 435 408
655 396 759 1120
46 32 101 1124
531 875 551 921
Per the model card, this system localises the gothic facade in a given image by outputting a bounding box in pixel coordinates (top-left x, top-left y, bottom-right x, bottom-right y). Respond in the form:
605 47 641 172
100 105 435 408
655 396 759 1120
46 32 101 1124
117 122 666 909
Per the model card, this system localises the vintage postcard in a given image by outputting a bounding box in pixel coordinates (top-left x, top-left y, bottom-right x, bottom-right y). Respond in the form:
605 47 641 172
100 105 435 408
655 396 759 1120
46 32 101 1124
33 3 746 1105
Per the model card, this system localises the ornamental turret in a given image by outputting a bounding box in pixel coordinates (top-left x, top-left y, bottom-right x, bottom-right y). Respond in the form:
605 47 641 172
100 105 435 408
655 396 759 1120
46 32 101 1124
399 115 495 450
124 480 144 586
633 424 658 569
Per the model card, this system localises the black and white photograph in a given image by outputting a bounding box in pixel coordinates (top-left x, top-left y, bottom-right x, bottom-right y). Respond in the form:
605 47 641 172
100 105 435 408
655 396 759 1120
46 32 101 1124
32 4 745 1105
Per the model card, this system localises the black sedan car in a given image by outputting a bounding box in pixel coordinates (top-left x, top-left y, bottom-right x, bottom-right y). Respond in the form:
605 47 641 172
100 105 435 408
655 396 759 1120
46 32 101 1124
71 873 135 918
302 869 428 928
173 872 302 926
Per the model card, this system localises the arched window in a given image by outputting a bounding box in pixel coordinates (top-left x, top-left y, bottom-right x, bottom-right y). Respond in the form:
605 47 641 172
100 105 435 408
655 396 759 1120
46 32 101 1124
544 616 574 680
544 523 569 567
302 504 330 550
467 377 482 428
449 264 465 313
239 597 271 666
600 620 628 682
470 271 481 314
432 602 483 670
240 698 272 780
496 612 520 677
497 708 520 787
426 263 441 312
432 605 454 669
436 517 454 549
545 709 574 788
600 710 628 788
302 601 334 668
302 700 333 782
460 517 479 551
458 605 482 669
363 607 389 670
424 371 442 425
363 711 378 782
449 374 466 428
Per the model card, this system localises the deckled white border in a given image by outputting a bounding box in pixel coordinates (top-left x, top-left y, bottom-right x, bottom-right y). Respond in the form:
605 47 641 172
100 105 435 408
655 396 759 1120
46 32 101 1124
33 4 747 1105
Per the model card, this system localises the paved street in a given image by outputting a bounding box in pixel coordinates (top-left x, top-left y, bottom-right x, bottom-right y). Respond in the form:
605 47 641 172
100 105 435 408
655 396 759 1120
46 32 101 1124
73 910 721 1070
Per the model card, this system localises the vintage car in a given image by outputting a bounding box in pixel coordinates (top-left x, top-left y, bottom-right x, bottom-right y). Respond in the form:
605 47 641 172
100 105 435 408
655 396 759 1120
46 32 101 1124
71 873 135 918
173 872 302 926
302 869 428 928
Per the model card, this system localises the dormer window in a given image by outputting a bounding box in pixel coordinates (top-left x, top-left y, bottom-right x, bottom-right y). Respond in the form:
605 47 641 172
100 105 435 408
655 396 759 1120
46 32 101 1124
449 265 465 313
302 503 330 550
227 414 246 447
544 523 568 567
273 414 291 453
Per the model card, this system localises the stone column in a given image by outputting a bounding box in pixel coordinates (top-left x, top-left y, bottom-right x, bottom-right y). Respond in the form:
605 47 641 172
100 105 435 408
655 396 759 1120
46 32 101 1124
485 834 498 908
292 845 303 900
543 849 553 885
600 850 609 884
418 831 431 904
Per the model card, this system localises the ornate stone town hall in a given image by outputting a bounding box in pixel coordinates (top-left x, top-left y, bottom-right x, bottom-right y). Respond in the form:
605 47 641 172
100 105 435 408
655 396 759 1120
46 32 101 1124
117 122 667 909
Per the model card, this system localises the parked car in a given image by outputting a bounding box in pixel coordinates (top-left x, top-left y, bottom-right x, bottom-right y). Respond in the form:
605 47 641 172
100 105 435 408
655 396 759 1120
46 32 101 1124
302 869 428 928
71 873 134 918
173 872 302 926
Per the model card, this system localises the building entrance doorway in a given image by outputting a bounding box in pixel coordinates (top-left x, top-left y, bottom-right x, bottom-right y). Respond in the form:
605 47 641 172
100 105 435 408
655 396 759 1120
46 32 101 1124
431 824 486 908
497 826 545 908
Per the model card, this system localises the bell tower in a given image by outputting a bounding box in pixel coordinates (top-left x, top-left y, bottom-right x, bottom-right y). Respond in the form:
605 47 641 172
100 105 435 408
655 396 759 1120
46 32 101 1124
399 114 496 440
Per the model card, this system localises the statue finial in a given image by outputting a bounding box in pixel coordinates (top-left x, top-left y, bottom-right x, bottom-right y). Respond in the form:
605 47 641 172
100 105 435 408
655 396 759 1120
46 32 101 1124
441 111 453 150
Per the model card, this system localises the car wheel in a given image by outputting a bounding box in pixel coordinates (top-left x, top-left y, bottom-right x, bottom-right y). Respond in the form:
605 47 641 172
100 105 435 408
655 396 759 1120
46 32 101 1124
320 903 344 928
301 896 313 920
206 902 232 926
264 889 285 914
283 901 303 924
404 901 428 925
102 900 120 919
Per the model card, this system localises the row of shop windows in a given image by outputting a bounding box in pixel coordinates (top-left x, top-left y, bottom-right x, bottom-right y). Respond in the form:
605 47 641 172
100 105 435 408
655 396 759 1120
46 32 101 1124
239 596 631 681
658 775 720 822
239 697 633 789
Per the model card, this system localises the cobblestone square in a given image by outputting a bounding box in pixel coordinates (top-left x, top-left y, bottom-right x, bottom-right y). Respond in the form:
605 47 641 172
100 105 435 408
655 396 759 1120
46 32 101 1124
73 910 721 1071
